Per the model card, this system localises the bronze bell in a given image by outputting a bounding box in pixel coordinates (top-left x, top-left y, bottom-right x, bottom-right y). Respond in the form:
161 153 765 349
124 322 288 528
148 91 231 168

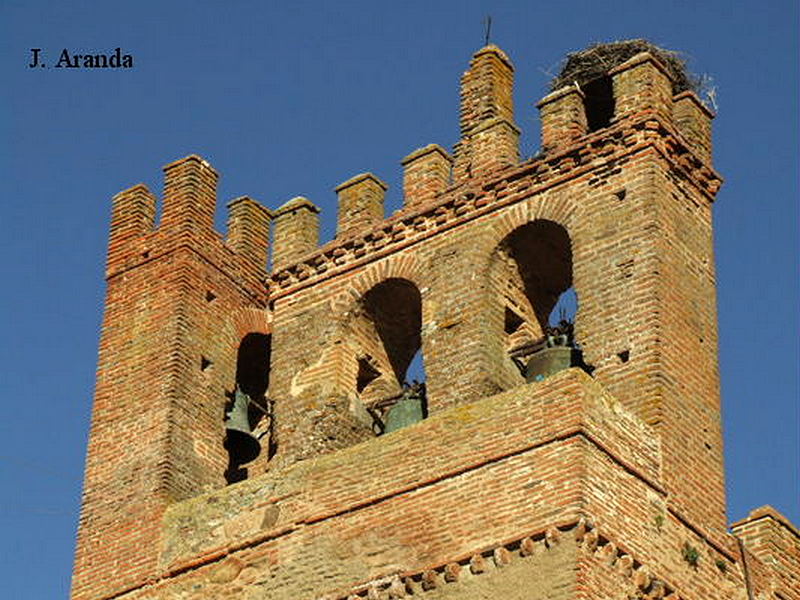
522 322 590 383
523 345 584 382
224 387 261 464
384 382 427 434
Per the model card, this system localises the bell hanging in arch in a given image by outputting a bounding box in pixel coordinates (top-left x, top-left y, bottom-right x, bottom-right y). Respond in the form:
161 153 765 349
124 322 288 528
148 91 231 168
224 387 261 465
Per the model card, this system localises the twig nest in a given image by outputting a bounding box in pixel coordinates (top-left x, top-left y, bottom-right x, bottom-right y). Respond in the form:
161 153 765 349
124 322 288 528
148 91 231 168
552 39 696 95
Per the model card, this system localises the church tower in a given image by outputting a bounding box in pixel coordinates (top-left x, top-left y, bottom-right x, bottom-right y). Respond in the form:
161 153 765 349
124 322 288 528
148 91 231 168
72 41 799 600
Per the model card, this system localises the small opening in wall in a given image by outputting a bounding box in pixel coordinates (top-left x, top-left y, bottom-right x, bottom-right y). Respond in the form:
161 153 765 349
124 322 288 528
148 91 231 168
268 299 276 311
583 76 615 132
201 356 213 371
355 278 426 435
614 189 627 201
617 350 630 363
206 290 217 303
504 307 524 334
142 250 150 259
225 333 272 484
356 356 381 393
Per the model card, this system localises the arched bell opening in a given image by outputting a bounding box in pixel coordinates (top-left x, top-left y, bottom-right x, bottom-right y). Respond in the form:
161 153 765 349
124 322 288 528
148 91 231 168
493 220 590 383
225 332 272 484
351 278 427 435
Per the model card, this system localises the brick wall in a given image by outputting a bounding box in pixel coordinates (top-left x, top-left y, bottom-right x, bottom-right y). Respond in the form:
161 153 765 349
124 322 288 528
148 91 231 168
73 42 798 600
732 507 800 598
91 370 742 600
72 156 270 600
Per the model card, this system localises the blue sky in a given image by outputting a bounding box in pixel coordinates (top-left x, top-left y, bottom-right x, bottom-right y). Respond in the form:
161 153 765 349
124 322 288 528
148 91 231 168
1 1 797 597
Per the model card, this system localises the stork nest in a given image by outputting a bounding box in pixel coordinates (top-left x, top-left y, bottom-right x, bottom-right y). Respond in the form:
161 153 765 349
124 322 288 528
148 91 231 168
551 39 698 95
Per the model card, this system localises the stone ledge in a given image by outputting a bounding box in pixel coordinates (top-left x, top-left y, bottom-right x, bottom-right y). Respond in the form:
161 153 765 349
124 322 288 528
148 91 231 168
401 144 452 166
158 369 661 574
731 505 800 541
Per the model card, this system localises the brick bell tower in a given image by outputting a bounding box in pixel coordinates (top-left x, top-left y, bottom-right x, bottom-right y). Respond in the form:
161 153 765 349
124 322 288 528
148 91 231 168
73 41 799 600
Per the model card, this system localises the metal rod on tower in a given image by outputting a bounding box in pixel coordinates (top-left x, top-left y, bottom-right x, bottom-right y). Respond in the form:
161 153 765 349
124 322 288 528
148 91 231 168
484 15 492 46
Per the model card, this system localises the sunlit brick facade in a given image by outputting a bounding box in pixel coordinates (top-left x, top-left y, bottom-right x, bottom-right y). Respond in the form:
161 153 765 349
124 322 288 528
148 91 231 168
73 42 799 600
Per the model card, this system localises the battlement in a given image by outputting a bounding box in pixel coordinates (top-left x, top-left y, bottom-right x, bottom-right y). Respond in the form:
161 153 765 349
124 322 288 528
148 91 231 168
538 50 714 163
106 45 717 290
269 112 721 297
731 506 800 597
260 47 716 283
106 155 272 285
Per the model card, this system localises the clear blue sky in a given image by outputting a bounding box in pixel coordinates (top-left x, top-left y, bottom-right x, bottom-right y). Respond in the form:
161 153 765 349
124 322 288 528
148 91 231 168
1 1 797 597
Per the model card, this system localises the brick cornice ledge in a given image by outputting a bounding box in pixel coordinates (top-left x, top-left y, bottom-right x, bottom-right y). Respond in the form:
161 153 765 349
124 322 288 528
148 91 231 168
268 112 720 300
321 516 719 600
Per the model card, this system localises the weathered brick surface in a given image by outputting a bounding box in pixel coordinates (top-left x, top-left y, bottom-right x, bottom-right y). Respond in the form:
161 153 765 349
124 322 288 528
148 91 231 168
73 42 798 600
335 173 387 236
453 44 519 182
538 86 588 151
73 156 270 600
402 144 452 208
732 507 800 599
272 196 320 271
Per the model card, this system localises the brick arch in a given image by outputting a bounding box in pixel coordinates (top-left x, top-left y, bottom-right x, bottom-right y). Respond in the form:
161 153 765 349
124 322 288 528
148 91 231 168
481 192 578 259
326 255 427 408
224 306 272 356
475 194 582 325
328 252 424 317
232 306 271 339
230 306 272 340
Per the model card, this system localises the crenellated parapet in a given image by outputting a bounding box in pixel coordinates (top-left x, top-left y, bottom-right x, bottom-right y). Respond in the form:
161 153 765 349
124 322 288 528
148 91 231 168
538 50 714 166
107 183 157 273
401 144 453 208
75 154 273 600
732 506 800 597
161 154 218 236
227 196 272 274
272 196 320 271
672 90 714 164
268 112 722 297
335 173 387 236
103 47 716 292
105 155 271 291
537 85 588 151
